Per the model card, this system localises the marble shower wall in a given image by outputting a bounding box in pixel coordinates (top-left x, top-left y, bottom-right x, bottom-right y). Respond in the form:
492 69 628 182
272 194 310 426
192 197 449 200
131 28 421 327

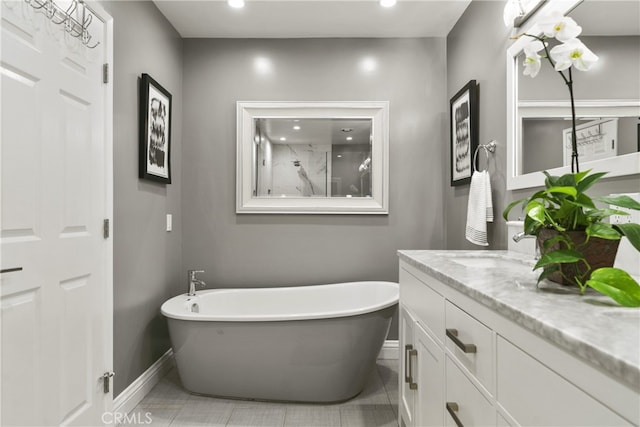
271 144 329 197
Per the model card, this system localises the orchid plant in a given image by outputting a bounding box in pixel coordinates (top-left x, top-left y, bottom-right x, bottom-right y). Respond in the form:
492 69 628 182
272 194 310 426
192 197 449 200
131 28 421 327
518 11 598 173
504 10 640 307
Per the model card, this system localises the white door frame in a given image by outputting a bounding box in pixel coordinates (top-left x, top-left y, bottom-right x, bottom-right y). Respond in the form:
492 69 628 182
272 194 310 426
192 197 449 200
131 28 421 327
88 0 115 416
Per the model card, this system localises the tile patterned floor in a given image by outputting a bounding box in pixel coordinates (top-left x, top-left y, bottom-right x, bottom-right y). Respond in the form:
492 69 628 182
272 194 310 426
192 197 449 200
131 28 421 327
122 360 399 427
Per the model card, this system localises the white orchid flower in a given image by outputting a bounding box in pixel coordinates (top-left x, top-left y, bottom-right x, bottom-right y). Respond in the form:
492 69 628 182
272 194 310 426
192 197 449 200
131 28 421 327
503 0 521 27
550 38 599 72
522 39 546 78
539 11 582 42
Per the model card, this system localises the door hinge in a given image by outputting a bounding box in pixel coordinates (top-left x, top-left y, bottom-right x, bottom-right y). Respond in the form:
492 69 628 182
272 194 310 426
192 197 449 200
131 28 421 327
103 63 109 84
102 371 115 393
103 219 110 239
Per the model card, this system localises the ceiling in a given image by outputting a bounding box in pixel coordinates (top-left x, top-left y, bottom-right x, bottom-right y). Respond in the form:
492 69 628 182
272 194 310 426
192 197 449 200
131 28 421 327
152 0 472 38
258 118 372 145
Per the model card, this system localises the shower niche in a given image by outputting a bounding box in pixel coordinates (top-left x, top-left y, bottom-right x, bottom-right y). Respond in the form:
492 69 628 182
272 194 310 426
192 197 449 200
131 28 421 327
236 101 389 214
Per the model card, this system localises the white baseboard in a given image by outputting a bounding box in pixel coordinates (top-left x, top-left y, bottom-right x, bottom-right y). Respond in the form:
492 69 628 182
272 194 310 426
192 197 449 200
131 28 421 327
378 339 399 360
113 349 174 416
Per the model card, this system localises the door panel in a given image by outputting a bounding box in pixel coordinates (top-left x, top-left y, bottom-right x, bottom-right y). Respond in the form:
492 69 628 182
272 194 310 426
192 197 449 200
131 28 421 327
1 1 111 425
0 286 42 426
0 54 42 242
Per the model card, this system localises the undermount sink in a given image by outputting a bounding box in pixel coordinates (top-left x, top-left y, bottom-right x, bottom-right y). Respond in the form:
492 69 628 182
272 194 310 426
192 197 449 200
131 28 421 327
447 254 535 269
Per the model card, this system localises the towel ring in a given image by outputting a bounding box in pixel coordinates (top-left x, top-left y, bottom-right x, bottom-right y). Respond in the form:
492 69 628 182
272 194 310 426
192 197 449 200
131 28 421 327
473 140 497 172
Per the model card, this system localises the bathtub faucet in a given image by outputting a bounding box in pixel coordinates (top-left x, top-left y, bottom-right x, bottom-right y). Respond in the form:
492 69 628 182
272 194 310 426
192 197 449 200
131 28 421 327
187 270 206 296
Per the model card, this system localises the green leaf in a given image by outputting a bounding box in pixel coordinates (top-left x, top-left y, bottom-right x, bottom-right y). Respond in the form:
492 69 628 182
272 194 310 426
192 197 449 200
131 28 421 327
537 265 559 284
586 268 640 307
572 169 591 184
545 186 578 198
584 208 628 220
574 193 596 209
576 171 607 193
542 234 566 250
555 172 578 187
543 171 559 188
597 195 640 211
534 249 584 270
526 201 546 224
586 223 621 241
524 216 540 235
502 198 526 221
615 223 640 252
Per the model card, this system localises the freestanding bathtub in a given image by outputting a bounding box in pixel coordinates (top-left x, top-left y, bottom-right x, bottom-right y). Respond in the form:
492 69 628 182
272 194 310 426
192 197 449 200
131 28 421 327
161 281 398 403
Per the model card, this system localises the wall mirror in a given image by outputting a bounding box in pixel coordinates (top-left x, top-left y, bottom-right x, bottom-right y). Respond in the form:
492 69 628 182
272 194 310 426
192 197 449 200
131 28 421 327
506 0 640 190
236 101 389 214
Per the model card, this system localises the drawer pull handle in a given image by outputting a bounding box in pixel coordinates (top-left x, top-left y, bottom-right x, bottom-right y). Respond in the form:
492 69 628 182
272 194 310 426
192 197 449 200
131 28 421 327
446 402 464 427
404 345 418 389
404 344 413 383
1 267 23 274
408 348 418 390
446 329 477 353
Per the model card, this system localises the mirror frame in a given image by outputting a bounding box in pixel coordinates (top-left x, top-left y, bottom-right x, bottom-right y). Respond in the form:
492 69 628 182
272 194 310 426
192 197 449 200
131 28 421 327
236 101 389 214
506 0 640 190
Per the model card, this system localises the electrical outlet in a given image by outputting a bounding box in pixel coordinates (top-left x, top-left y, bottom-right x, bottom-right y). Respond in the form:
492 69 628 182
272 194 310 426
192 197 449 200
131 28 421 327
609 193 640 278
610 207 634 224
609 193 640 225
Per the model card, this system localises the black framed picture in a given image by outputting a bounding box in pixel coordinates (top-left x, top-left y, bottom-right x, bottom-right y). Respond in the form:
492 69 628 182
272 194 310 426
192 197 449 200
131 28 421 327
450 80 478 186
139 73 172 184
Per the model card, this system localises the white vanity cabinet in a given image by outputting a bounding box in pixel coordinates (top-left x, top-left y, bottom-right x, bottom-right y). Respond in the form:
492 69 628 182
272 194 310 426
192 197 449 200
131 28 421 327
399 266 445 427
398 256 638 427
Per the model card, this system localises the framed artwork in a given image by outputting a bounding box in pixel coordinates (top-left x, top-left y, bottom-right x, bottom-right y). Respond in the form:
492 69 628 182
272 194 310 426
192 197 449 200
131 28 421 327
450 80 478 186
139 73 172 184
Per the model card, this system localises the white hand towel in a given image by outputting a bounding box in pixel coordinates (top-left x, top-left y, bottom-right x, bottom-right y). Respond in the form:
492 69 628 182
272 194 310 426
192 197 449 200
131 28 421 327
465 170 494 246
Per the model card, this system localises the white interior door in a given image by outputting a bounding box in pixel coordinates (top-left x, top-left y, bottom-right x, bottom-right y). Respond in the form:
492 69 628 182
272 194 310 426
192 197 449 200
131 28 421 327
1 1 112 425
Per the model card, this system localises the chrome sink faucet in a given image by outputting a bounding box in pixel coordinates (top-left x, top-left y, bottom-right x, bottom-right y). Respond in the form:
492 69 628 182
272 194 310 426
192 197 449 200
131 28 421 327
187 270 206 296
512 231 531 242
512 232 541 259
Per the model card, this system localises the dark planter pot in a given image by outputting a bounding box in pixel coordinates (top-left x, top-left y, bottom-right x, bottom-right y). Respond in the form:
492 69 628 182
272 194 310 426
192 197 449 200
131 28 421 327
536 229 620 286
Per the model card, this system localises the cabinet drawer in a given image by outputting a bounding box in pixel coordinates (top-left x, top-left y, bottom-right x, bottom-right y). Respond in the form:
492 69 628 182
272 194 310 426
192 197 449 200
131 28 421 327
445 301 494 394
496 336 630 426
400 267 445 344
445 356 495 427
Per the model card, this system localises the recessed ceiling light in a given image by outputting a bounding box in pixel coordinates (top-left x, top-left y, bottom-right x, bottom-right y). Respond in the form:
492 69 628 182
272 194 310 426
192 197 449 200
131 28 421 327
346 136 353 141
254 57 272 75
293 126 301 130
228 0 245 8
360 57 377 72
380 0 396 8
337 154 342 158
280 137 286 141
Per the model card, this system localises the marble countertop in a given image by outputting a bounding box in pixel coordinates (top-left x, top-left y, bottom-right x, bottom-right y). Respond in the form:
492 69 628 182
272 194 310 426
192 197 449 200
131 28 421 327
397 250 640 390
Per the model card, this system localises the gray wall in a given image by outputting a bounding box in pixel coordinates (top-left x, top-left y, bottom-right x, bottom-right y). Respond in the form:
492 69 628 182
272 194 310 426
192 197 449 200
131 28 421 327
99 1 183 396
181 38 448 340
445 1 511 250
444 0 640 250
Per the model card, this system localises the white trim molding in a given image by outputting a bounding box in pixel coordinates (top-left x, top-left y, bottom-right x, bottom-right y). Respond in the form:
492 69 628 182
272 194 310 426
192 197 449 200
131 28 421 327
113 349 175 416
236 101 390 214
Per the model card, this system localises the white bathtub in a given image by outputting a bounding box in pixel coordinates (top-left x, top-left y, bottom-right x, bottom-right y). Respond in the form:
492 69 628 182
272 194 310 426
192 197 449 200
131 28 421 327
161 281 398 403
